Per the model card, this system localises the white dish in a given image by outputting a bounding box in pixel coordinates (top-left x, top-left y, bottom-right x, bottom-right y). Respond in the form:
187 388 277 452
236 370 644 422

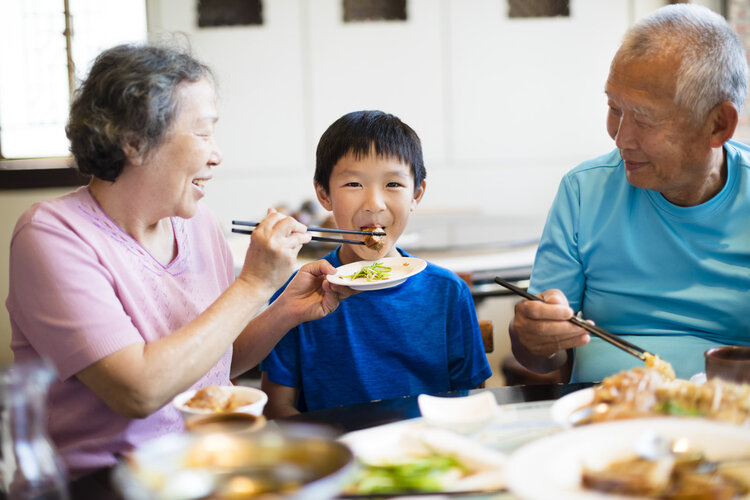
549 388 594 427
172 385 268 418
338 419 507 494
505 417 750 500
326 257 426 291
418 392 499 435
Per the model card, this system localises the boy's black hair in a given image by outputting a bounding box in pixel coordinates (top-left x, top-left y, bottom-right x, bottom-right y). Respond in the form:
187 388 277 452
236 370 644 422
314 110 426 193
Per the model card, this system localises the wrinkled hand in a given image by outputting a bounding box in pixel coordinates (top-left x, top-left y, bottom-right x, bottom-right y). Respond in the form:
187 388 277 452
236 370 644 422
276 259 358 324
238 209 312 293
512 289 590 358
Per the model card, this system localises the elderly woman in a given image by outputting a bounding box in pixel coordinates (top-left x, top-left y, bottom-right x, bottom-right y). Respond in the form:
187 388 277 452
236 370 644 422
5 43 353 480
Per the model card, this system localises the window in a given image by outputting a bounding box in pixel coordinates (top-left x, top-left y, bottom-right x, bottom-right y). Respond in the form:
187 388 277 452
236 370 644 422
343 0 407 22
508 0 570 18
198 0 263 27
0 0 147 161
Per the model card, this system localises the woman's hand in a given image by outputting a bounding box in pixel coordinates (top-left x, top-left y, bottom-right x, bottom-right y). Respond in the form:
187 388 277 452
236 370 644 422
230 259 357 376
237 209 312 294
275 259 358 324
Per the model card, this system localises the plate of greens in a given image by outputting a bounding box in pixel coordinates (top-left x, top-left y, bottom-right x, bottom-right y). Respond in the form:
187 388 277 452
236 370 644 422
338 420 507 497
327 257 426 291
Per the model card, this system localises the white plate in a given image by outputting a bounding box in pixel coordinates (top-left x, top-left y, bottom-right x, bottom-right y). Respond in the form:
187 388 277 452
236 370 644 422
338 419 507 494
505 417 750 500
549 388 594 427
326 257 427 291
172 385 268 418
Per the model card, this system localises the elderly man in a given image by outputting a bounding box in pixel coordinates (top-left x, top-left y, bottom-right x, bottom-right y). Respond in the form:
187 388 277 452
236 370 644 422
509 3 750 382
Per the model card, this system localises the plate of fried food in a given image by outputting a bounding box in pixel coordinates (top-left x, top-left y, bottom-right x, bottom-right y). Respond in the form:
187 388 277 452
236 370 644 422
506 417 750 500
550 363 750 427
327 257 426 291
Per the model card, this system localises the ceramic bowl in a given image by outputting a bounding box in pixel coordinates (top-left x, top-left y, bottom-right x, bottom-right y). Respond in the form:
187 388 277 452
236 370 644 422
172 385 268 419
113 425 355 500
705 345 750 384
417 392 499 434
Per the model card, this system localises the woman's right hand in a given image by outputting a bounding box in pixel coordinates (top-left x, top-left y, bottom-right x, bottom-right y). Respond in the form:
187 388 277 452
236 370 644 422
237 209 312 294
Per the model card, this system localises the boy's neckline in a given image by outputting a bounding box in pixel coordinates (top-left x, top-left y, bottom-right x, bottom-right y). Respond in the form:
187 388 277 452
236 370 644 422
335 245 406 265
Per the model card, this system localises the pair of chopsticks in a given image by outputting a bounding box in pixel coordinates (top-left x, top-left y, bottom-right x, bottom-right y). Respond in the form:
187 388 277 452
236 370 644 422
231 220 386 246
493 277 648 361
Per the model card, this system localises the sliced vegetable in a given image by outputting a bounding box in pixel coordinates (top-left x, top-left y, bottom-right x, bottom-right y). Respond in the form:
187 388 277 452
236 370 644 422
348 454 469 494
345 262 392 282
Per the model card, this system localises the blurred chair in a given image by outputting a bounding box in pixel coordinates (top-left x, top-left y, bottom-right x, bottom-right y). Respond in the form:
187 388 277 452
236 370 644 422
476 320 494 388
479 320 494 354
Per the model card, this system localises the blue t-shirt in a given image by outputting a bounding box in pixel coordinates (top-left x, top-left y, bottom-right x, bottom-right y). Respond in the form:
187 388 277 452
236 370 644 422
260 248 491 412
529 141 750 382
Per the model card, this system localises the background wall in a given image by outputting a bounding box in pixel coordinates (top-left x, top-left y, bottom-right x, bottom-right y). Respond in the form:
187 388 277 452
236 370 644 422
0 0 735 376
146 0 627 227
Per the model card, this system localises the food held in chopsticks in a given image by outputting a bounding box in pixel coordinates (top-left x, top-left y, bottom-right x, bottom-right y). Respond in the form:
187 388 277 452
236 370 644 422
362 227 386 251
575 364 750 425
645 352 677 379
582 447 750 498
345 262 392 282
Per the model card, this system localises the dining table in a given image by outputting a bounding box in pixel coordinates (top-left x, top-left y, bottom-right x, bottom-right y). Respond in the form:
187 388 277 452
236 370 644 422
69 382 594 499
279 382 592 436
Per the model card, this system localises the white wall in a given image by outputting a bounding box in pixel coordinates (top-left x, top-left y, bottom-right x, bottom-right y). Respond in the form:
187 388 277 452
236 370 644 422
147 0 629 226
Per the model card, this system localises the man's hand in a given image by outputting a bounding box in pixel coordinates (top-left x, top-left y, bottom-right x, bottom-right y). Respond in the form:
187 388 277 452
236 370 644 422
510 288 590 371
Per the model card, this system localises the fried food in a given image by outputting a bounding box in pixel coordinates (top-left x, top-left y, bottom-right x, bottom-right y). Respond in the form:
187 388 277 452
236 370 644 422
578 366 750 425
645 352 677 380
583 454 749 499
185 385 244 413
362 227 385 251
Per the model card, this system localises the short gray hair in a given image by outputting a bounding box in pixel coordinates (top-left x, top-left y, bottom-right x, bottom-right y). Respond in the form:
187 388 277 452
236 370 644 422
617 4 748 125
66 43 214 181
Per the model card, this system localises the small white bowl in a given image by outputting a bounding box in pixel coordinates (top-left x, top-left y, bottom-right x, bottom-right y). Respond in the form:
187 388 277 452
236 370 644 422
417 392 498 434
172 385 268 418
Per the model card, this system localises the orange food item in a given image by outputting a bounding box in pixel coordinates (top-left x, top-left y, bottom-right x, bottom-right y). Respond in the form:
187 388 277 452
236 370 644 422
362 228 385 251
185 385 244 413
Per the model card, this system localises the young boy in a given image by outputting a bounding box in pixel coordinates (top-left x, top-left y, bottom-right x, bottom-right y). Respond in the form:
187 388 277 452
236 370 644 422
260 110 491 417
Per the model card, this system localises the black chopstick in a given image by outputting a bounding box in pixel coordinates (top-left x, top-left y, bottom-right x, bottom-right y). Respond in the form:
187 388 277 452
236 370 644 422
231 228 366 245
493 277 648 361
232 220 386 236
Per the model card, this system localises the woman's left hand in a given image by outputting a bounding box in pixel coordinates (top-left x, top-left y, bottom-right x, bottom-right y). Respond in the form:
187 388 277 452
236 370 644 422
230 259 358 376
277 259 358 323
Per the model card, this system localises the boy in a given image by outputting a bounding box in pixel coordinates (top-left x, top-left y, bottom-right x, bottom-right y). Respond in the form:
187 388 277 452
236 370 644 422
260 110 491 417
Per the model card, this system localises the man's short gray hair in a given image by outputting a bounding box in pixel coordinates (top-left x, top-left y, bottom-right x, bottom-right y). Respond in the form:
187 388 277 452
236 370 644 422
617 4 748 125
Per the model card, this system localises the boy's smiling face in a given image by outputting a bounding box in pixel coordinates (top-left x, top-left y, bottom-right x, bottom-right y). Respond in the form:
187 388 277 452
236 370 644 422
315 150 426 265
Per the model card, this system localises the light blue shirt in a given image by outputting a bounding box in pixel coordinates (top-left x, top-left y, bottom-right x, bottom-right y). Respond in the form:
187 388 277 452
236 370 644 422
529 141 750 382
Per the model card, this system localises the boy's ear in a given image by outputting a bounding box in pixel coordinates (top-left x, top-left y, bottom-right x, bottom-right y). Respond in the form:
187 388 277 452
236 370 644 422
410 180 426 211
314 181 333 211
